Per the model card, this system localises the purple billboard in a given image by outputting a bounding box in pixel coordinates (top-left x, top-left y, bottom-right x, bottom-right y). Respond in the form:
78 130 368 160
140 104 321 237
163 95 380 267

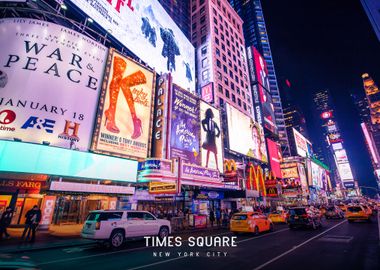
169 85 200 164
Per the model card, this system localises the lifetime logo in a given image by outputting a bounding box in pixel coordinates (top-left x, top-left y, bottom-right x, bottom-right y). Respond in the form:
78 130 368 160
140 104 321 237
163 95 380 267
0 109 16 131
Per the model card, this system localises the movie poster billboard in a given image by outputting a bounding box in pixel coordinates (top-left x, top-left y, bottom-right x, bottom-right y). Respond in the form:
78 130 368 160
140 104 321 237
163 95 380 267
69 0 195 93
199 101 223 172
169 85 200 165
92 50 155 159
251 47 277 134
0 18 107 151
266 138 282 178
226 104 267 163
293 128 312 157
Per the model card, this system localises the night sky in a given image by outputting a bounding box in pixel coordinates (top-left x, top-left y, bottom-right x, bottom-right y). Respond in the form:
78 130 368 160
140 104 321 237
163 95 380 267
261 0 380 196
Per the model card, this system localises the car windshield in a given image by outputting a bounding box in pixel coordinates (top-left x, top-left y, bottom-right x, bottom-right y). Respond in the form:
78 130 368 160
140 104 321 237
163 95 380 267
347 207 362 212
86 212 123 221
289 208 306 215
232 214 248 220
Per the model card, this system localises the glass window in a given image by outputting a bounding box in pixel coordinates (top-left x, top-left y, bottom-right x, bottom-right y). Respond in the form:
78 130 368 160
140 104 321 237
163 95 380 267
202 57 209 68
200 6 205 15
201 25 207 35
219 97 224 107
215 37 219 45
127 212 144 220
201 46 207 56
200 15 206 24
214 27 218 35
202 69 210 81
192 23 197 30
232 94 236 102
238 98 241 107
225 89 230 98
216 59 221 68
143 213 156 220
218 84 223 93
217 71 222 80
216 48 220 56
201 35 206 43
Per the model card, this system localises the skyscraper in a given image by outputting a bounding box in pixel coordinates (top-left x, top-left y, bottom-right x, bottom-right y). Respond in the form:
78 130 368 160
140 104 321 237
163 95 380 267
229 0 290 155
313 90 355 191
283 104 309 138
358 74 380 188
191 0 253 117
360 0 380 41
158 0 191 39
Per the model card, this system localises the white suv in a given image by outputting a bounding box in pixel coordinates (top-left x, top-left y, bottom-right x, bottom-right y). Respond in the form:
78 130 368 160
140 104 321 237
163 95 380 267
81 210 171 248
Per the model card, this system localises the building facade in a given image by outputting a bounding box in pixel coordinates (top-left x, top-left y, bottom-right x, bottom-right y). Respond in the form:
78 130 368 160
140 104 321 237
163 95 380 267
361 0 380 41
191 0 253 117
229 0 290 155
158 0 192 39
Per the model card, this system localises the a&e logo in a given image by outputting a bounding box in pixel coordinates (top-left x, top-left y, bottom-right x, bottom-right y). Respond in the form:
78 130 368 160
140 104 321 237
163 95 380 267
21 116 55 133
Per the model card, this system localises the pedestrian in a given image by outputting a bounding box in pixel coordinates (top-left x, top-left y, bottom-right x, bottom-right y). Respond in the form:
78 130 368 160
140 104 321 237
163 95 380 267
21 205 41 243
0 207 13 240
215 208 221 228
209 209 215 228
222 209 229 228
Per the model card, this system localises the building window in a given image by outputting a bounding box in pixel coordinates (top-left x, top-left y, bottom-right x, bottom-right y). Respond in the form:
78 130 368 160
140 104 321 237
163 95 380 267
192 32 197 40
216 48 220 56
221 44 225 51
214 17 217 25
236 87 240 94
200 15 206 24
200 6 205 16
201 25 207 35
192 23 197 30
215 37 219 45
202 57 209 68
217 71 222 80
216 59 221 68
223 65 227 73
218 84 223 93
213 8 217 15
201 35 206 44
201 46 207 56
221 33 225 41
231 82 235 91
243 103 247 110
202 69 210 81
192 5 196 12
219 97 224 107
224 77 229 86
228 59 232 67
238 98 241 107
225 89 230 98
229 70 233 78
222 54 226 62
214 27 218 35
232 93 236 102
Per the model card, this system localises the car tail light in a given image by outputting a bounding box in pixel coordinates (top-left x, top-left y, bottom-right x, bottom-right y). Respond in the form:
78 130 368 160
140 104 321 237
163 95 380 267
95 221 101 230
301 214 309 219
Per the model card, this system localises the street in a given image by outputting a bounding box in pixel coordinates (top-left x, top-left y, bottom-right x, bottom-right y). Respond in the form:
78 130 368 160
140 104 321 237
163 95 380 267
8 217 379 270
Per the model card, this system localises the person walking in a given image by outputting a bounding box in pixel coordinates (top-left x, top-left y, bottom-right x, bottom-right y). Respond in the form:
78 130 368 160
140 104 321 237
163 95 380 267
215 208 221 228
0 207 13 240
21 205 41 243
209 209 215 228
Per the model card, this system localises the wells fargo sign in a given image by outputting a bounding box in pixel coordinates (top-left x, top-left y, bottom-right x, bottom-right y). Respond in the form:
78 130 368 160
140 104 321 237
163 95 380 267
0 179 43 194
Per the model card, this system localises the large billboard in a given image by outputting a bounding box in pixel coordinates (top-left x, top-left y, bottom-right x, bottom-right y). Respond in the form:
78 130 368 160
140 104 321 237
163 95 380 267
266 138 282 178
169 85 200 165
0 18 107 151
293 128 312 157
69 0 195 93
334 149 348 164
337 163 354 180
226 104 267 162
92 50 155 159
200 101 223 171
251 47 277 134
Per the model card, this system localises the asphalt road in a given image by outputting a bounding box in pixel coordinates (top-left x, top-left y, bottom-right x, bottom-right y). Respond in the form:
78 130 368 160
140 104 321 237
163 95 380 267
8 216 380 270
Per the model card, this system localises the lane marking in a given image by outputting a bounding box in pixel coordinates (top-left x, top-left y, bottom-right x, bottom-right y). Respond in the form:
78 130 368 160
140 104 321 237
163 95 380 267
37 231 231 266
252 219 347 270
125 228 290 270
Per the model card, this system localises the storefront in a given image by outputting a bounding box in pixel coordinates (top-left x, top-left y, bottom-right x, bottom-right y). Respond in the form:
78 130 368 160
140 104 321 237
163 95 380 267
0 140 138 227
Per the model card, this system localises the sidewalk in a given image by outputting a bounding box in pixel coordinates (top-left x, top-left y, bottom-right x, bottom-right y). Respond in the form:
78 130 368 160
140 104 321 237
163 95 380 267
0 224 229 254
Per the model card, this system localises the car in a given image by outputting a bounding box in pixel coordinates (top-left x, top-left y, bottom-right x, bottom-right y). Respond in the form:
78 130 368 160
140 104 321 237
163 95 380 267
325 206 345 219
287 207 322 230
230 212 274 235
346 205 371 223
268 210 287 223
360 204 373 216
81 210 171 248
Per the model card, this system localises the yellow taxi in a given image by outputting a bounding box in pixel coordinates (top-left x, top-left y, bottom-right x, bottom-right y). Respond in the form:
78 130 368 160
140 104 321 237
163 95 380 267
337 204 347 212
230 212 274 234
360 204 373 216
346 205 371 223
268 211 287 223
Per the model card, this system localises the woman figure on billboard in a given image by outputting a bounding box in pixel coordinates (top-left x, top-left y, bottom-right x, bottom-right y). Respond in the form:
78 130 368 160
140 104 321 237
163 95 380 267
201 108 220 171
105 55 147 139
251 122 267 163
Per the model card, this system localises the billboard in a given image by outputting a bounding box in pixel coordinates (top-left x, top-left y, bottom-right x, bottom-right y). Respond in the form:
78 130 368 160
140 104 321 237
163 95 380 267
332 142 343 151
293 128 312 157
251 47 277 134
337 163 354 180
281 166 299 179
201 83 214 104
226 104 267 162
266 139 282 178
200 101 223 171
334 149 348 164
311 161 322 188
69 0 195 93
169 85 200 164
92 50 155 159
0 18 107 151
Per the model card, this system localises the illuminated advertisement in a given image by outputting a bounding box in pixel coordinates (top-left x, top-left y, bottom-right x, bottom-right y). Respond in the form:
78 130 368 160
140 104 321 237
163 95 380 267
0 18 107 151
281 167 299 179
201 83 214 104
334 149 348 164
297 163 308 191
337 163 354 180
311 161 321 187
151 74 170 159
200 101 223 171
293 128 312 157
266 139 282 178
332 142 343 151
169 85 200 164
361 122 380 164
320 111 332 119
92 50 155 159
69 0 195 93
251 47 277 134
148 182 176 194
226 104 268 162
